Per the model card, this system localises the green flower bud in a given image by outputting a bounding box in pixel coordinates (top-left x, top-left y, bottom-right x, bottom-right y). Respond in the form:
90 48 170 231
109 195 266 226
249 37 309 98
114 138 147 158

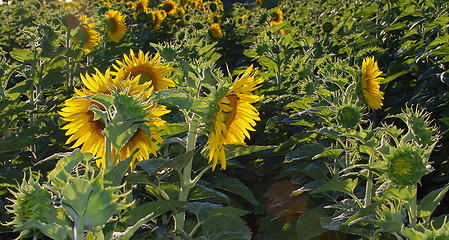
5 173 56 237
384 143 428 186
336 105 361 129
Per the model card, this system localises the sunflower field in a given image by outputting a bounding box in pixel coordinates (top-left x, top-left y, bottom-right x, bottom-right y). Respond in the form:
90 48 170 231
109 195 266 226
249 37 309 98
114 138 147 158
2 0 449 239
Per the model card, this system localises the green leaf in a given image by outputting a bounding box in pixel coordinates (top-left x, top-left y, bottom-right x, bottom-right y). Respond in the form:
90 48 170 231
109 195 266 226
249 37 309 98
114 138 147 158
295 207 328 240
212 174 258 205
0 127 44 153
285 143 324 162
155 90 192 109
418 182 449 221
201 215 251 240
312 149 344 160
9 48 34 62
311 178 358 195
224 145 274 160
6 79 33 100
139 151 194 176
48 149 91 188
258 56 278 71
61 177 92 217
104 157 132 187
102 121 140 152
90 93 115 109
120 200 186 226
190 184 230 203
21 219 69 240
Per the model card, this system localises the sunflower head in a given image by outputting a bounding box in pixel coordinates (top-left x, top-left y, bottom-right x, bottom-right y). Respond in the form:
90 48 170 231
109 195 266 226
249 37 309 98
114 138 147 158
384 143 428 187
360 56 384 110
160 0 178 16
209 23 223 39
112 49 174 91
207 65 264 170
60 66 170 169
104 9 127 43
74 15 101 53
270 8 283 27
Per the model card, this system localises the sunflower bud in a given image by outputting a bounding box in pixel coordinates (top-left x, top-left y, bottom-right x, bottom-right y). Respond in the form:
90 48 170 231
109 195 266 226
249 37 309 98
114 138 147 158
61 174 131 231
384 143 428 186
336 105 361 129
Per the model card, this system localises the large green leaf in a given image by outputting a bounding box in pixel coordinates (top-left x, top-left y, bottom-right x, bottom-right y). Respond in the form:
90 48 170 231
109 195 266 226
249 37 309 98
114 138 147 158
418 182 449 222
200 215 251 240
211 174 258 205
311 178 358 195
120 200 186 226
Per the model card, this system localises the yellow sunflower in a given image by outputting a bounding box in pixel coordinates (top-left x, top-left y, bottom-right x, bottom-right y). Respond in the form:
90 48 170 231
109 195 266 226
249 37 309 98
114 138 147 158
361 56 384 110
209 23 223 39
112 49 174 91
59 68 170 168
159 0 178 16
208 65 264 170
104 9 127 43
270 8 283 27
74 15 101 53
134 0 149 13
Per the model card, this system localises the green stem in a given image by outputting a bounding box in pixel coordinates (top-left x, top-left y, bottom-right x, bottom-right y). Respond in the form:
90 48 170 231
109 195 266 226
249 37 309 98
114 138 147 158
74 217 84 240
174 117 199 234
104 136 113 170
408 184 418 229
364 156 374 208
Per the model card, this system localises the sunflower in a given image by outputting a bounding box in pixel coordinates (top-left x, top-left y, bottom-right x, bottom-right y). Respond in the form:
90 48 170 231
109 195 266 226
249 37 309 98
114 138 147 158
59 68 170 168
112 49 174 91
209 23 223 39
134 0 149 13
159 0 178 16
208 65 264 170
361 56 384 110
270 8 283 27
104 9 127 43
74 15 101 53
149 10 167 30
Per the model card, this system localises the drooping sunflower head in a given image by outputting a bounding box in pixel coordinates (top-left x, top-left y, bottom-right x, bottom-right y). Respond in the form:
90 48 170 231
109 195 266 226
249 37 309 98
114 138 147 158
360 56 384 110
270 8 283 27
59 69 114 164
112 49 174 91
209 23 223 39
104 9 127 43
207 65 264 170
74 15 101 53
160 0 178 16
60 67 170 168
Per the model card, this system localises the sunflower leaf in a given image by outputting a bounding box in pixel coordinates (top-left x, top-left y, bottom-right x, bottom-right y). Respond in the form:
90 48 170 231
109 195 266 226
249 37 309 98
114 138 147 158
201 215 251 240
102 121 140 152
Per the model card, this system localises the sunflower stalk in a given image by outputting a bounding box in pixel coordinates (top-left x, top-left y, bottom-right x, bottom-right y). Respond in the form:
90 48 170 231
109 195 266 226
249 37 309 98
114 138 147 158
174 116 199 235
407 184 418 229
364 156 374 208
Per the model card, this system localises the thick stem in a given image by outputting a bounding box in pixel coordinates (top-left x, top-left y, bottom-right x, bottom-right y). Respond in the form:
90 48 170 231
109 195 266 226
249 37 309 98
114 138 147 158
364 156 374 208
408 184 418 229
174 118 198 234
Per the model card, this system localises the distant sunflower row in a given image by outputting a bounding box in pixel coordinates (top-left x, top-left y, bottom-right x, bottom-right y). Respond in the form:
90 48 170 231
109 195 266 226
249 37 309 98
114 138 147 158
65 0 227 52
60 49 264 170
